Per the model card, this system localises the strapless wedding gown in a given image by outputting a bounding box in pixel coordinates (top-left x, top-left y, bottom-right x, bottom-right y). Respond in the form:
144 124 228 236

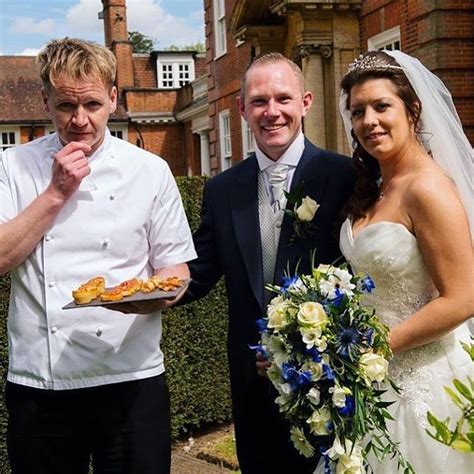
338 219 472 473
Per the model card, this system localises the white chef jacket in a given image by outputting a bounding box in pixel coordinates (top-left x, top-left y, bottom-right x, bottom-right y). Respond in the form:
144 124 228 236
0 130 196 390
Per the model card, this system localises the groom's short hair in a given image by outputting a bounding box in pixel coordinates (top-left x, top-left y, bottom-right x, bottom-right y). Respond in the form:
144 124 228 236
240 52 305 98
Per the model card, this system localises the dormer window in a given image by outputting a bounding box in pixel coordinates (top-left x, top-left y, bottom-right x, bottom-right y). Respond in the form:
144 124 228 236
156 53 195 89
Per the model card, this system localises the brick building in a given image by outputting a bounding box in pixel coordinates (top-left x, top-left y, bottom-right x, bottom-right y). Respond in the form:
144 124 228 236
1 1 472 176
0 0 207 176
205 0 473 173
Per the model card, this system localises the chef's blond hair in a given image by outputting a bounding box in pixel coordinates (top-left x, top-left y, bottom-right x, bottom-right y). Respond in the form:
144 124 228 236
38 37 116 90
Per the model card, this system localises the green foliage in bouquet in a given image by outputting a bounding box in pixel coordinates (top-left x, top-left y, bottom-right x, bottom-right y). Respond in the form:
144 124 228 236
426 339 474 453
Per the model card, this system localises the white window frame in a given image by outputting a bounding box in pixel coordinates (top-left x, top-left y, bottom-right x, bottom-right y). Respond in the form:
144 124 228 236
156 54 195 89
0 127 20 151
368 26 401 51
109 124 128 141
241 117 254 158
219 110 232 171
213 0 227 58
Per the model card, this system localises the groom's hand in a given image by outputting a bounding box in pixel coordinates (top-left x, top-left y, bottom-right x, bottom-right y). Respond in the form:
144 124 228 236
256 352 271 377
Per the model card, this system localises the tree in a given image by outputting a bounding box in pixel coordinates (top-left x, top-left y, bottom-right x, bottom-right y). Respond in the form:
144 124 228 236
128 31 154 53
164 41 205 53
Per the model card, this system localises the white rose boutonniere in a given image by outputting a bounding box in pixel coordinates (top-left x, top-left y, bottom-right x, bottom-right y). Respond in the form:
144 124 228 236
284 183 319 243
296 196 320 222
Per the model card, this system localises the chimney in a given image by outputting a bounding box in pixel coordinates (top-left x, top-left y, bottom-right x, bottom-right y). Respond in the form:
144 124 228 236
100 0 134 92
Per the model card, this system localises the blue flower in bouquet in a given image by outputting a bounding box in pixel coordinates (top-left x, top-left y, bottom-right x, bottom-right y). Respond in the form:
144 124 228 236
281 275 301 293
322 363 335 381
282 363 312 391
330 287 344 307
256 318 268 333
335 326 361 359
338 395 355 417
248 343 268 358
307 347 322 363
359 274 376 293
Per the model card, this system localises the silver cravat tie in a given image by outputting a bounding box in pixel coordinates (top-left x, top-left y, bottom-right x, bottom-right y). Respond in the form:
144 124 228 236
267 164 290 212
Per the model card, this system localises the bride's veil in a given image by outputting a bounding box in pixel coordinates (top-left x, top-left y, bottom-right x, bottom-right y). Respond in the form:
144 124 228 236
339 50 474 236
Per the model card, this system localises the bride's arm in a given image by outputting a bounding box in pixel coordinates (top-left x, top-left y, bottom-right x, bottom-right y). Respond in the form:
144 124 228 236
389 172 474 354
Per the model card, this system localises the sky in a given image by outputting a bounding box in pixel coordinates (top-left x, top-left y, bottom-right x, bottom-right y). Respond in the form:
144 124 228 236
0 0 205 56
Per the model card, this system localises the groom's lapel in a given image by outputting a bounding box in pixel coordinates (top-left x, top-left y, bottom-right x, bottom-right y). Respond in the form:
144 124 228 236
274 141 328 284
230 156 264 310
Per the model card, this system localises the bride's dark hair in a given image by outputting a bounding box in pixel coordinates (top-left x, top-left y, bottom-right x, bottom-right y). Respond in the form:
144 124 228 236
340 51 423 220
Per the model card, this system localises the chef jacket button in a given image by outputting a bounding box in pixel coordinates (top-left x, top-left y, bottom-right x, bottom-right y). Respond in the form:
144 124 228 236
45 234 52 242
96 327 103 337
48 281 56 288
101 239 111 249
109 193 115 201
51 326 58 334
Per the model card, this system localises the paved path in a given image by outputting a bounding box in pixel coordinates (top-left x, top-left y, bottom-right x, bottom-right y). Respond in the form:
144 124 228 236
171 452 235 473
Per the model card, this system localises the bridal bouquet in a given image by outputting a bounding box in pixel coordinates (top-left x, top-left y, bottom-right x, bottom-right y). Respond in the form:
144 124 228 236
254 263 414 473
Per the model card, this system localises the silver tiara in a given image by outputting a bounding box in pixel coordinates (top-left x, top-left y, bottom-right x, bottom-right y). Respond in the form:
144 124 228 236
347 54 404 73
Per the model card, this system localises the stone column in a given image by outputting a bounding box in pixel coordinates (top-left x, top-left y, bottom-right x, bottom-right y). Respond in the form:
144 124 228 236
199 131 211 176
297 44 333 149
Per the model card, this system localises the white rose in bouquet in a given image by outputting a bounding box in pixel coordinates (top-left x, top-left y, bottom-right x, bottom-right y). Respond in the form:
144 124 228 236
336 440 365 474
297 301 329 328
359 352 389 384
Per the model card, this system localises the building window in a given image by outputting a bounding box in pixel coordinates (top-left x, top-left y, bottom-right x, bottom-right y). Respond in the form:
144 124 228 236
213 0 227 57
109 125 128 141
368 26 401 51
157 55 195 89
0 128 19 151
241 117 255 158
219 110 231 171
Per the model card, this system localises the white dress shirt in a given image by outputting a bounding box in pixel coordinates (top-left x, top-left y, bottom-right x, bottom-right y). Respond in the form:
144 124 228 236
255 131 305 206
0 130 196 390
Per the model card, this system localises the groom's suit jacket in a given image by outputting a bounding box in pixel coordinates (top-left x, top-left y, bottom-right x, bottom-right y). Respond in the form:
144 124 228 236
185 139 355 473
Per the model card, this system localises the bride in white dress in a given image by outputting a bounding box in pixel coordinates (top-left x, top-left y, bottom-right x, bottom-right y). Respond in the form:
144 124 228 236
337 51 473 473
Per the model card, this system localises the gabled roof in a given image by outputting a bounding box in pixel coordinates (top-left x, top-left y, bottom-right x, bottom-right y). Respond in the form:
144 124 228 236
0 56 128 124
0 56 47 123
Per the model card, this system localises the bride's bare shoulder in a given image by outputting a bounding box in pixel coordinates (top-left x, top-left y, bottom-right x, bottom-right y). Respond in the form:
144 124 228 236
406 165 457 200
404 166 465 222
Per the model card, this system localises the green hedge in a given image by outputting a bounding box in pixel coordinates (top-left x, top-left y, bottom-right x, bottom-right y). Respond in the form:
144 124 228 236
0 176 232 472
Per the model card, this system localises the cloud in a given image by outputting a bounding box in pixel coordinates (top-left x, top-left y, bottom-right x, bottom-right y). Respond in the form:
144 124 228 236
62 0 204 47
65 0 104 38
126 0 204 48
16 48 43 56
10 17 56 35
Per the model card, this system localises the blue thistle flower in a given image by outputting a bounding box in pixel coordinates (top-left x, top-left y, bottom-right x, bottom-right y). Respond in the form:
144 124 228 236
335 326 360 359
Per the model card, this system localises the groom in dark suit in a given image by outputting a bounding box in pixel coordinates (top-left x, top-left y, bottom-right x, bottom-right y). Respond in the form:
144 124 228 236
184 53 354 473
